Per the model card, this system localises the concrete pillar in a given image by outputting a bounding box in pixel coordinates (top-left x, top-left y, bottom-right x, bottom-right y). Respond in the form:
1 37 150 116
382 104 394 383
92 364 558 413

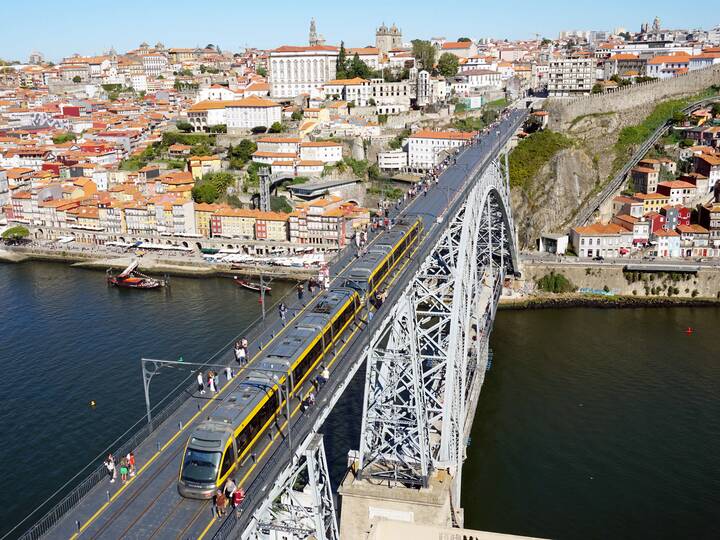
338 468 454 540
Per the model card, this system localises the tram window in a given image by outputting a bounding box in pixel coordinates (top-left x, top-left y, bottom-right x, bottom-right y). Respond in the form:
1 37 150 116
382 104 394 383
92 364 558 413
181 449 221 484
220 446 234 479
235 430 250 456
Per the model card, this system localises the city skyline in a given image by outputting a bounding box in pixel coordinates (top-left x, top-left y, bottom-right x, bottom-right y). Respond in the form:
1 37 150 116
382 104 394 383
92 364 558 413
2 0 717 62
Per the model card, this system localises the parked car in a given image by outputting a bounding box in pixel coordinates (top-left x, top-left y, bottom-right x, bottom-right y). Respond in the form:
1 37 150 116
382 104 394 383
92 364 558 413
592 256 605 261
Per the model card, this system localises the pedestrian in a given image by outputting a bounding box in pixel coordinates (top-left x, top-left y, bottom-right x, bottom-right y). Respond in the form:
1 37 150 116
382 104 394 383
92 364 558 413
215 489 228 519
213 371 220 391
104 454 116 483
240 337 248 356
119 456 129 483
208 371 217 393
225 365 233 381
297 282 304 302
324 275 330 290
197 372 205 394
279 302 287 324
320 365 329 385
234 342 243 365
128 452 136 477
224 477 237 500
232 487 245 508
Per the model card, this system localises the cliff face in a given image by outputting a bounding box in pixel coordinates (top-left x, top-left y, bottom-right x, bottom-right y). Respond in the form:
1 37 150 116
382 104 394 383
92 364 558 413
513 101 659 248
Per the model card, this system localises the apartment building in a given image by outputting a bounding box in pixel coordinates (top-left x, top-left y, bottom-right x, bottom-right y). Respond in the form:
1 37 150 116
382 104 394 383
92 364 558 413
547 57 595 96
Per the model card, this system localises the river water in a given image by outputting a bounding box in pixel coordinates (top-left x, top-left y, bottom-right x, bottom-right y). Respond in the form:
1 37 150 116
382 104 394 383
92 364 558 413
1 263 718 539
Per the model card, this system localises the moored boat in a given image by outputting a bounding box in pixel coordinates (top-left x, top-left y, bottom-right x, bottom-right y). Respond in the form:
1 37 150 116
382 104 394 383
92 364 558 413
107 261 166 289
233 277 271 293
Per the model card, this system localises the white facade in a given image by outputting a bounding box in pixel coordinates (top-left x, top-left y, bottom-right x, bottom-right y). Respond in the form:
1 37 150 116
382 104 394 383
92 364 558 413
407 131 473 170
269 45 339 99
226 98 281 132
197 86 240 101
141 54 169 77
461 69 502 89
378 150 408 170
299 142 342 164
547 57 595 96
0 169 8 207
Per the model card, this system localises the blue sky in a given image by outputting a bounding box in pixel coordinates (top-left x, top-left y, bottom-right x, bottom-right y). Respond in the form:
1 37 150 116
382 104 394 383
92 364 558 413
2 0 715 62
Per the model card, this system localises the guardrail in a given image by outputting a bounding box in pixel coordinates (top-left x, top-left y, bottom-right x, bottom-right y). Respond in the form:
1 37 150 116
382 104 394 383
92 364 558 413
574 96 720 227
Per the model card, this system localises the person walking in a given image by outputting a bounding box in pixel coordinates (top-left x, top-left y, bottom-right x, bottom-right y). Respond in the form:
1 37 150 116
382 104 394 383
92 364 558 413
232 486 245 508
320 365 330 385
215 489 228 519
224 477 237 500
119 456 129 483
213 371 220 392
279 302 287 324
234 342 243 365
208 371 217 393
240 337 248 356
297 282 304 302
104 454 116 483
128 452 136 477
225 365 233 381
197 372 205 395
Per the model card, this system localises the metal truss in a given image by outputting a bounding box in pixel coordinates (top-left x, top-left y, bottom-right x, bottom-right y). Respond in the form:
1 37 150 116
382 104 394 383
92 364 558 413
358 157 517 508
242 433 339 540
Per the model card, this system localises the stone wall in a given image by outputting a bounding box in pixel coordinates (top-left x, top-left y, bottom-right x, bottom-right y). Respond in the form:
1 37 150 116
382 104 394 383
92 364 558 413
519 262 720 298
545 65 720 129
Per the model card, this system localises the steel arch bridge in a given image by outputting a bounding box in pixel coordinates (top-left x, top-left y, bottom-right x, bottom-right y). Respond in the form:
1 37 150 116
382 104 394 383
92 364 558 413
357 155 517 511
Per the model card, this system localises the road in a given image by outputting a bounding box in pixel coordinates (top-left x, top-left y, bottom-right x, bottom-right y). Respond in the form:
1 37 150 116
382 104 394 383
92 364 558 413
520 251 720 270
32 109 527 540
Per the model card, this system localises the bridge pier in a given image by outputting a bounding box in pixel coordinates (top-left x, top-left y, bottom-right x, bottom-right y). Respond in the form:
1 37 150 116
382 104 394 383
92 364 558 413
338 468 455 540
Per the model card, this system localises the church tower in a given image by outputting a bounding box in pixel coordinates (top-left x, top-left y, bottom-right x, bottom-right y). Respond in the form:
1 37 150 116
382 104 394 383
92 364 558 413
309 18 325 47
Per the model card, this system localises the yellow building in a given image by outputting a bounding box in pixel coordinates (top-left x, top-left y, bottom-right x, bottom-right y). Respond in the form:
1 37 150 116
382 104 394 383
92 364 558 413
189 155 222 181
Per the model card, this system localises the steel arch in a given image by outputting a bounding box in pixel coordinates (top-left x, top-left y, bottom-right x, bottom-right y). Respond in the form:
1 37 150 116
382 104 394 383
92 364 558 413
357 156 517 509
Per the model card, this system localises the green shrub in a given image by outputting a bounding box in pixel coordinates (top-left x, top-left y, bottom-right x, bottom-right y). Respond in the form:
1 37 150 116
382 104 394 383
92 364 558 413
536 271 576 293
508 130 573 191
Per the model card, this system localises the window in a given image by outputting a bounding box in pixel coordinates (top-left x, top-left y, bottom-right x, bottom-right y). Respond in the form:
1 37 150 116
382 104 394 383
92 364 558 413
220 445 234 479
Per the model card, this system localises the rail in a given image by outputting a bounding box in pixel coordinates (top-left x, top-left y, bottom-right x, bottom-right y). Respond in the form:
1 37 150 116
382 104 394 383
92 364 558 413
8 282 306 540
573 96 720 227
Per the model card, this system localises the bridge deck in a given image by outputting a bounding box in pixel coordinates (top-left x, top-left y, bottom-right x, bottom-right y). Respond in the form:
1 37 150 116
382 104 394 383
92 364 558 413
39 109 527 540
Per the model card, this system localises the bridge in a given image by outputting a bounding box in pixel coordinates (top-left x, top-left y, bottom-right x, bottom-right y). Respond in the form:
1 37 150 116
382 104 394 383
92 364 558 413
10 109 527 540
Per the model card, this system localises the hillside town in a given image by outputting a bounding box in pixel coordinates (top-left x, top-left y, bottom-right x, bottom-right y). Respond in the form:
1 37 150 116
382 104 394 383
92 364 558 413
1 17 720 264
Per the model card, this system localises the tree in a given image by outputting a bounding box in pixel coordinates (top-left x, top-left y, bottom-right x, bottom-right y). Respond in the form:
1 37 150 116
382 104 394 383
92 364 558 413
291 109 303 121
336 41 348 79
711 103 720 117
52 132 77 144
228 139 257 163
176 121 193 133
592 83 603 94
208 124 227 133
672 111 688 124
347 53 373 79
1 225 29 243
191 182 218 203
257 66 267 78
251 125 267 134
72 76 81 83
411 40 436 71
437 52 459 77
269 122 284 133
457 37 471 42
541 38 552 46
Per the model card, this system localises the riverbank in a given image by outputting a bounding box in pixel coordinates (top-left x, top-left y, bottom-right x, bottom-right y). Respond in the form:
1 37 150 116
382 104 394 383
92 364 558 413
0 247 317 280
500 292 720 310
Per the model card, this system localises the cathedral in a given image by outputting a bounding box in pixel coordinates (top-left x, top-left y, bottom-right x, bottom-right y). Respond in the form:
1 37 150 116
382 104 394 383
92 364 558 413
376 23 402 55
309 18 326 47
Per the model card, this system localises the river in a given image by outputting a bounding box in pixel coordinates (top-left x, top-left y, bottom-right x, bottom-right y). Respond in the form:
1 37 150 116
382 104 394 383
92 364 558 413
0 263 718 539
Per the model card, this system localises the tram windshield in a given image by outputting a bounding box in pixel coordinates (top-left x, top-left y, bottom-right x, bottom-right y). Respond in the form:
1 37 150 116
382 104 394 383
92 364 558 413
181 448 221 483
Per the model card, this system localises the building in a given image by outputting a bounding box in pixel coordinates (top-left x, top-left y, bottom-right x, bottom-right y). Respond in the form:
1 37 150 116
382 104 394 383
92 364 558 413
570 222 633 258
603 53 647 79
677 224 711 257
407 130 474 171
288 196 369 248
0 169 8 207
440 41 478 59
631 166 660 193
269 45 339 99
646 53 690 79
547 57 595 96
656 180 696 205
458 69 502 90
369 79 412 114
323 77 371 106
378 150 408 171
375 23 403 56
652 229 681 257
612 214 650 245
188 156 222 180
225 96 282 132
693 154 720 193
299 141 342 164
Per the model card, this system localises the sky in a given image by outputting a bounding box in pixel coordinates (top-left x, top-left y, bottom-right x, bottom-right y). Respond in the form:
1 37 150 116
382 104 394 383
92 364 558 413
1 0 716 62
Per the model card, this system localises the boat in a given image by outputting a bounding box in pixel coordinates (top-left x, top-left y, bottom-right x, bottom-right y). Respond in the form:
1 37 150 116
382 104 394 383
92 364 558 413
107 261 166 289
233 277 271 293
